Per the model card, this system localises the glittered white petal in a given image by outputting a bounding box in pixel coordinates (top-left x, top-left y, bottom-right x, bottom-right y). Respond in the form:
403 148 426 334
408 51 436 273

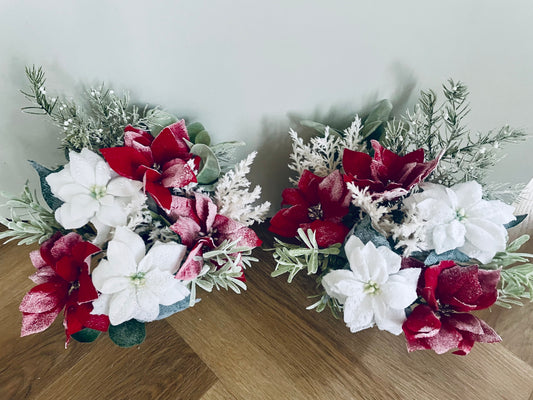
139 241 187 274
108 288 137 326
373 300 406 335
344 295 374 333
107 177 143 197
322 269 362 304
106 241 138 275
381 268 421 309
68 150 97 187
113 227 146 264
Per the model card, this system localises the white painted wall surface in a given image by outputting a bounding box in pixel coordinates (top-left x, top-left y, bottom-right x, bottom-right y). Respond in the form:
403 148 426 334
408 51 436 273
0 0 532 215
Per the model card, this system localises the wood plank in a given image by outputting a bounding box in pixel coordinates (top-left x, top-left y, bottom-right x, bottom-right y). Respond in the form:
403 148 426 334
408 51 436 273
33 320 218 400
200 381 238 400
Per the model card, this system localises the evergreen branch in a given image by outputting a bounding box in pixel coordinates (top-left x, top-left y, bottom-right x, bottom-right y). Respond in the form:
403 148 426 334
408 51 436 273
271 229 342 282
306 293 343 318
0 183 60 245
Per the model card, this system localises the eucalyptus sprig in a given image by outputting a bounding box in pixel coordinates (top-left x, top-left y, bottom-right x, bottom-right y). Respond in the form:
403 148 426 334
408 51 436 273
306 293 343 318
271 228 342 283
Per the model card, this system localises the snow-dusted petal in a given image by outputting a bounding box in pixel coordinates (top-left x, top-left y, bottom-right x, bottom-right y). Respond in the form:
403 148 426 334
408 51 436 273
453 181 482 209
322 269 364 304
139 241 187 274
95 203 128 227
431 220 466 254
55 202 94 229
373 300 406 335
94 159 112 187
376 245 402 277
462 219 508 263
112 226 146 264
105 241 139 275
107 176 143 197
380 268 421 309
46 166 74 198
91 293 112 316
344 295 374 333
68 150 98 188
55 183 89 203
467 199 515 225
108 288 137 325
134 285 161 322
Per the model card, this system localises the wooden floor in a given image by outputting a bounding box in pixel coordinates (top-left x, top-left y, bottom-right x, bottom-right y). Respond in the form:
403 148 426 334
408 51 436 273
2 184 533 399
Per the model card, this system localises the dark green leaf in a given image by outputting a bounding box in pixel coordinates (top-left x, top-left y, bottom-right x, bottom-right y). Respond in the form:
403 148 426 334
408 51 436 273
299 120 342 137
147 110 178 136
361 99 393 139
352 216 390 249
424 249 470 266
504 214 527 229
108 319 146 348
71 328 102 343
28 161 63 211
156 296 192 320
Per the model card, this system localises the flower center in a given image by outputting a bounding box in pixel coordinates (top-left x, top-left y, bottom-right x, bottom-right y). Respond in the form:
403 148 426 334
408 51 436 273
68 280 80 295
455 207 467 221
308 204 324 220
363 280 380 295
130 272 146 286
90 185 107 200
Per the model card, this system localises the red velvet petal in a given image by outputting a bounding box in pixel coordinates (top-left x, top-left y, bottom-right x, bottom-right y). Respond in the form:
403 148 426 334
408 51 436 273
424 320 462 355
297 170 324 205
318 170 350 221
30 249 47 269
213 214 262 248
160 159 197 188
474 269 501 310
302 220 349 248
194 193 217 232
38 232 62 267
418 260 455 309
124 126 154 164
151 120 191 165
77 270 99 303
175 243 204 281
21 305 63 337
437 265 483 312
168 196 199 223
20 281 68 313
100 146 151 180
402 304 441 341
29 266 57 285
269 205 310 238
170 216 202 248
144 169 172 210
50 232 82 262
55 256 79 282
282 188 308 207
342 148 372 178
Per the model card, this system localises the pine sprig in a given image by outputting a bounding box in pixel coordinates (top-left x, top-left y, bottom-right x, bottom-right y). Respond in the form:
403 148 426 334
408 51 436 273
21 65 156 153
271 229 342 282
0 182 60 245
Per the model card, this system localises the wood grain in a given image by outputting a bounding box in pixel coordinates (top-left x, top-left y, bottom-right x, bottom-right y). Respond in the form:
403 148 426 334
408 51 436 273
1 180 533 399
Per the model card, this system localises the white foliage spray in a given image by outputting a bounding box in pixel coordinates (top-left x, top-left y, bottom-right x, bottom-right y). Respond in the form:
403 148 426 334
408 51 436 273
214 152 270 226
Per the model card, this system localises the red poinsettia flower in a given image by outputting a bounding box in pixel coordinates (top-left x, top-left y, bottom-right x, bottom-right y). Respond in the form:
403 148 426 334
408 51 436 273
168 193 262 281
20 233 109 345
100 121 200 210
268 170 351 248
343 140 440 200
403 304 501 355
402 260 501 355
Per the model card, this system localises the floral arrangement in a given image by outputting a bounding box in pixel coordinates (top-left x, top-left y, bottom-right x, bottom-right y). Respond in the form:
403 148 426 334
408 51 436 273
1 67 269 347
269 80 533 355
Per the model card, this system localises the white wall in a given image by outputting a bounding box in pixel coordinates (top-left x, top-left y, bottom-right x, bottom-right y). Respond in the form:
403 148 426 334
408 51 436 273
1 0 532 215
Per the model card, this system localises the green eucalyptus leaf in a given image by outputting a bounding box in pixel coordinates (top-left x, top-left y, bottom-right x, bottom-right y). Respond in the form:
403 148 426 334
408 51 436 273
504 214 527 229
424 249 470 266
147 110 178 136
186 122 205 142
361 99 393 139
108 319 146 348
28 161 63 211
194 130 211 145
71 328 102 343
190 143 221 184
299 120 342 137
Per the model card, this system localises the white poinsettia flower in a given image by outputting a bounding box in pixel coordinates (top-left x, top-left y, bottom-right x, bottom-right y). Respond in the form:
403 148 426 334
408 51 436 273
91 227 189 326
322 236 421 335
404 181 515 264
46 148 145 231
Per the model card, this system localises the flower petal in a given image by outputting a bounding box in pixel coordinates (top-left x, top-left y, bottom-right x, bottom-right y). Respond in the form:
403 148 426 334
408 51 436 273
139 241 187 274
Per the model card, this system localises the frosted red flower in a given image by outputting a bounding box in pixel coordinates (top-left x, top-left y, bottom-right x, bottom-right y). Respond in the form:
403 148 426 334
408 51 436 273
402 260 501 355
268 170 351 248
100 121 200 210
20 233 109 344
343 140 440 200
169 193 262 281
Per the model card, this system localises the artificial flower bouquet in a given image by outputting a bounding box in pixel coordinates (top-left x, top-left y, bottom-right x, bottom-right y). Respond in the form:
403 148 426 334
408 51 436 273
269 80 533 355
0 67 269 347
